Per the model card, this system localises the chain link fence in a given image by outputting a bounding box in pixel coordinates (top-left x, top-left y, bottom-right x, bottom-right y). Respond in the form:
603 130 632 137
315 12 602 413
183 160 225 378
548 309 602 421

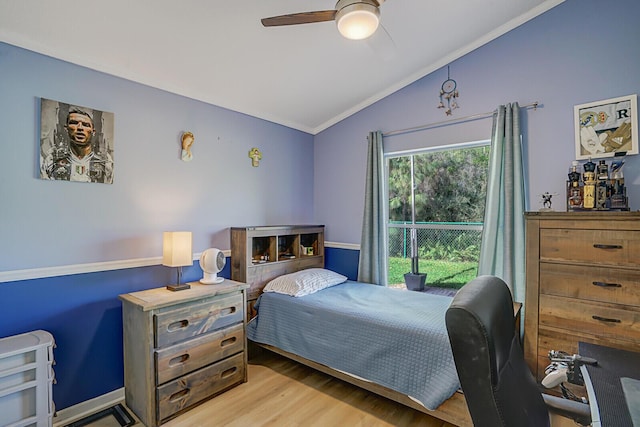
388 222 483 288
389 222 483 262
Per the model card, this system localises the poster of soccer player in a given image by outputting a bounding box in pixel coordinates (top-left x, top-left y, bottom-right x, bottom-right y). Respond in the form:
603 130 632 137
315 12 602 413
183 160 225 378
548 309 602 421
40 98 114 184
574 94 638 160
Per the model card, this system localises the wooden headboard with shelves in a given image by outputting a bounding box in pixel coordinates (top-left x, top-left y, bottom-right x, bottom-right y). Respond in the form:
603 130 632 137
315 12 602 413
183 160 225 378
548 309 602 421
230 225 324 319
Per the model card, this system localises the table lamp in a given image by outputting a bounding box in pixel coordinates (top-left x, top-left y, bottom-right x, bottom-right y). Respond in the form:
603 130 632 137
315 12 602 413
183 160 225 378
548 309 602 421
163 231 193 291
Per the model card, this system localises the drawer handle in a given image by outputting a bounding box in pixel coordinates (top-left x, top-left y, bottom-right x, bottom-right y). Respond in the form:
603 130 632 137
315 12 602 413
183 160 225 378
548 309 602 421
592 315 621 323
167 320 189 332
168 353 190 366
592 281 622 288
593 244 623 250
169 388 190 402
221 367 238 379
221 337 237 347
220 307 237 316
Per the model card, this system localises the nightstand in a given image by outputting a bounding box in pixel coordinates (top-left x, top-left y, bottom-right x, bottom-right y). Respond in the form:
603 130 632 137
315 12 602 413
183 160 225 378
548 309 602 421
119 280 248 427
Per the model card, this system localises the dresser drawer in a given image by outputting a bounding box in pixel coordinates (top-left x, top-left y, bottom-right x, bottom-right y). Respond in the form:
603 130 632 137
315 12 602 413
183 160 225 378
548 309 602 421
534 329 586 398
154 293 243 348
535 326 640 386
156 352 245 422
155 323 244 385
537 327 640 361
540 262 640 307
539 229 640 267
539 294 640 342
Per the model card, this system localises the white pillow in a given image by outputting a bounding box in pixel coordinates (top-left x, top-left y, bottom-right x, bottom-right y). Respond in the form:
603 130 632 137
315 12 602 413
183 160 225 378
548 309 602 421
263 268 347 297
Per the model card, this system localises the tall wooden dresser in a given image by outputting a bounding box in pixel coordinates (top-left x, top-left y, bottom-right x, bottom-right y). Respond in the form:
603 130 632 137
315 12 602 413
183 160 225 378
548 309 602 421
524 211 640 383
120 280 248 427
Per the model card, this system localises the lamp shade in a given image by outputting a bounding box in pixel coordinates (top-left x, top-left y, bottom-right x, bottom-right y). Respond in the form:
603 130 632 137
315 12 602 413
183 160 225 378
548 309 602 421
336 3 380 40
162 231 193 267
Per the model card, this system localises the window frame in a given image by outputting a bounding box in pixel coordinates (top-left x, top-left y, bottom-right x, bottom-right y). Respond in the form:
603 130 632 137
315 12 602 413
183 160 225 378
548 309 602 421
384 139 491 287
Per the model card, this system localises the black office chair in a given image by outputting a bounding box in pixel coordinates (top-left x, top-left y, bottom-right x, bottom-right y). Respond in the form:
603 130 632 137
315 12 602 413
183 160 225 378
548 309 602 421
445 275 591 427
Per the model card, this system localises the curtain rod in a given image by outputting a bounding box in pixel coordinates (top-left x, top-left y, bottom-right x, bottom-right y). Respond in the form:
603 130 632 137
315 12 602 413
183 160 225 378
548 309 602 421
382 102 540 137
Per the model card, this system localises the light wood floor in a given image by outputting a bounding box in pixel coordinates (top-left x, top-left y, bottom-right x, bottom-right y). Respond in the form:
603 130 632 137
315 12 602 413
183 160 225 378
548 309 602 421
161 350 456 427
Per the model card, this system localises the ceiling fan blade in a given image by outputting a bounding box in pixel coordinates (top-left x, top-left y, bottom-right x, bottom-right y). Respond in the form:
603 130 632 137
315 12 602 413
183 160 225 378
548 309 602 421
365 23 396 61
261 10 337 27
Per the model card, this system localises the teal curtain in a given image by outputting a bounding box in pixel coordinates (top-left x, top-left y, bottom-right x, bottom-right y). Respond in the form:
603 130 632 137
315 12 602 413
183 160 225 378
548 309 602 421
478 103 526 302
357 131 388 285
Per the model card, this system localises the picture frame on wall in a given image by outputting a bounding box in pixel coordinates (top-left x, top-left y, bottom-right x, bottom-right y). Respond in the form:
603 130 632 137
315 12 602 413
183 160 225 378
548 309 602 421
574 94 638 160
40 98 115 184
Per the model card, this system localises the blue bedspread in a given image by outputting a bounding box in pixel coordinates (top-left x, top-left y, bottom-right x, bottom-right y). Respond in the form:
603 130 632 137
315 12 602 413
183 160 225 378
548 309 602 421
246 280 460 410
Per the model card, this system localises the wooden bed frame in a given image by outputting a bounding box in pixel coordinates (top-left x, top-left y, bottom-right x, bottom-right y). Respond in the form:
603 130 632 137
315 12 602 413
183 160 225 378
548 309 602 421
234 226 520 427
249 300 522 427
253 342 473 427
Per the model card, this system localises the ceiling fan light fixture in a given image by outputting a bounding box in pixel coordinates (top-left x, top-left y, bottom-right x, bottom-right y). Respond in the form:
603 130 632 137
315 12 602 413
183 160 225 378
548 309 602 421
336 3 380 40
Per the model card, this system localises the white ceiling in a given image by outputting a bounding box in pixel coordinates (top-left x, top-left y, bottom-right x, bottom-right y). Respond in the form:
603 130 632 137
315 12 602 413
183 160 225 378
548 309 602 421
0 0 563 134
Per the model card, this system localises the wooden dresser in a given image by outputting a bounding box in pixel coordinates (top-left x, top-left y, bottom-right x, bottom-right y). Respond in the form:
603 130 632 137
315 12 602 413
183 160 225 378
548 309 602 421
119 280 248 427
524 211 640 383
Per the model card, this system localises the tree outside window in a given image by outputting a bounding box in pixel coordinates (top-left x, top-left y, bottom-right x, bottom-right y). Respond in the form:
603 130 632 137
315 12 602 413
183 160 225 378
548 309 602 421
387 142 490 290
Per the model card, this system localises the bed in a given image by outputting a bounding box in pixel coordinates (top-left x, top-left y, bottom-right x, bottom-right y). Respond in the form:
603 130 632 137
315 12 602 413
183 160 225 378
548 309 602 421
246 268 473 426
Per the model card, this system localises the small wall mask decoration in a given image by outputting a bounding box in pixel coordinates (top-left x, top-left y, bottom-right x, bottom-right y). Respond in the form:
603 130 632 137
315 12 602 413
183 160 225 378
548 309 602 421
181 131 194 162
248 147 262 167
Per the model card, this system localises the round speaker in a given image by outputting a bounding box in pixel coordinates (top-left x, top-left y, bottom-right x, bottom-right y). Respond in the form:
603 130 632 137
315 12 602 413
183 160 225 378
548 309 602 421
199 248 226 284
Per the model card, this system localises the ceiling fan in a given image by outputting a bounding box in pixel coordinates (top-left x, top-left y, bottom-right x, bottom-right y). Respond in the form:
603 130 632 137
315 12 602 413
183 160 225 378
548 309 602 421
261 0 388 40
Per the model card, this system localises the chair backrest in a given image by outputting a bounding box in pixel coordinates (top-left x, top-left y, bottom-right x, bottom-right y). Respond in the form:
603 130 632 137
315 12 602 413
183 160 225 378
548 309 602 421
445 275 550 427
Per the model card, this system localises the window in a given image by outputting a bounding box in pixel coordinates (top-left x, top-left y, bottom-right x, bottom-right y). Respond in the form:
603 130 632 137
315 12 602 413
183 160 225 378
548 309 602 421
386 141 490 291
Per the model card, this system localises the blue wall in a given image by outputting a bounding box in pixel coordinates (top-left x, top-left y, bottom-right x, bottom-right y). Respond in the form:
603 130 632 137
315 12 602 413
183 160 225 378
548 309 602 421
0 40 316 410
2 0 640 412
2 266 170 409
314 0 640 244
0 42 315 272
0 261 231 410
325 247 360 281
1 250 347 411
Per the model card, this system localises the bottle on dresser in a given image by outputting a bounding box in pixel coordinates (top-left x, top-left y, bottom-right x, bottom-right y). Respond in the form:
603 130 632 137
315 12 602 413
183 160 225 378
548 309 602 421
565 155 629 211
595 160 609 209
567 160 583 209
582 158 596 209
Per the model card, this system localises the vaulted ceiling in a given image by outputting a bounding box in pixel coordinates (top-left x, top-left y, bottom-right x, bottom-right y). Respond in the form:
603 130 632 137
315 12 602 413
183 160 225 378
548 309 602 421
0 0 563 134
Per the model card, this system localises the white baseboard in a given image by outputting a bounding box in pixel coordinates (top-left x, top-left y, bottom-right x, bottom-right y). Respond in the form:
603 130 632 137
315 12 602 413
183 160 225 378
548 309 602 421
53 388 124 426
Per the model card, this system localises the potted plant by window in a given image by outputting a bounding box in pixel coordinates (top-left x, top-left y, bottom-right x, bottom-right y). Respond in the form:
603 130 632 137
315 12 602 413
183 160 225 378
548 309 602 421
404 229 427 291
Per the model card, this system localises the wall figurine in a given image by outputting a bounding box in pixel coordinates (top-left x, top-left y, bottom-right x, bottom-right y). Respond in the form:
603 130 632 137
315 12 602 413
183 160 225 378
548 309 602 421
249 147 262 167
181 131 194 162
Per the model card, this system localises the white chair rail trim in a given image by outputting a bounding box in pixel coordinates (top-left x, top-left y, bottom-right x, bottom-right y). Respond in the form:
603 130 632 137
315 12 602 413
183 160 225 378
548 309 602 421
0 252 221 284
0 243 360 283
